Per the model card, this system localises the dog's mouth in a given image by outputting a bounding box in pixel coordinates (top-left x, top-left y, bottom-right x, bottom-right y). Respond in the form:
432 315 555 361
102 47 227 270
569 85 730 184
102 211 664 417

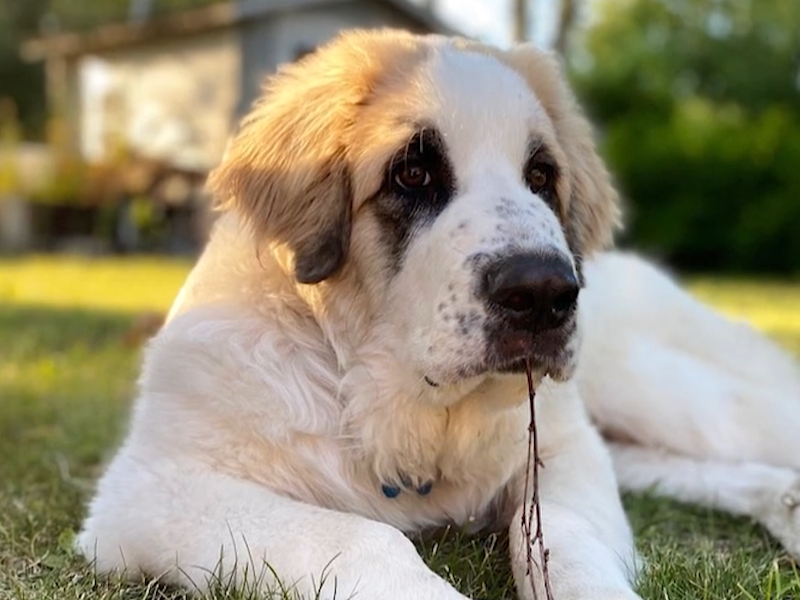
491 326 574 374
424 323 576 387
490 330 575 382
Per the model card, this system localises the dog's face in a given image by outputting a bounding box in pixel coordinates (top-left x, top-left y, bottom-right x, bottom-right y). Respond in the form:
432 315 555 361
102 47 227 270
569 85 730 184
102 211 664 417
209 30 619 395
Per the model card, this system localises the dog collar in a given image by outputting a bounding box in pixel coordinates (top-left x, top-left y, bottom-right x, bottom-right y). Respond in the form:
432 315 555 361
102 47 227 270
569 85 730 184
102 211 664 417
381 480 433 498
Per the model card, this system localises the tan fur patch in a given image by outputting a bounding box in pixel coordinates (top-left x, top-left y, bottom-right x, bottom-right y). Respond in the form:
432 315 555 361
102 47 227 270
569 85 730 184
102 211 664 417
207 30 431 283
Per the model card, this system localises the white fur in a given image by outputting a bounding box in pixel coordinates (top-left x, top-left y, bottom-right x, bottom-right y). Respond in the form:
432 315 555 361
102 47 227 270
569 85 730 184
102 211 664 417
77 38 800 600
380 47 575 388
579 252 800 468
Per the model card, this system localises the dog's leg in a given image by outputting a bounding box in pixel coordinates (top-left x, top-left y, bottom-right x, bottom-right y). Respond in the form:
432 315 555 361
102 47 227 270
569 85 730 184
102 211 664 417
77 451 469 600
610 442 800 560
579 251 800 470
508 380 642 600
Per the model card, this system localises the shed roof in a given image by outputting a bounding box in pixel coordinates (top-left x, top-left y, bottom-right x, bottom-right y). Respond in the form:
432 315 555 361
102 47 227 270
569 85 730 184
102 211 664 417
21 0 452 61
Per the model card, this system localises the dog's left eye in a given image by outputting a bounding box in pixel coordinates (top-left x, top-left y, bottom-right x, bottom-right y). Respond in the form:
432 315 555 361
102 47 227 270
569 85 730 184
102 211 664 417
394 163 432 191
525 162 555 195
527 167 548 192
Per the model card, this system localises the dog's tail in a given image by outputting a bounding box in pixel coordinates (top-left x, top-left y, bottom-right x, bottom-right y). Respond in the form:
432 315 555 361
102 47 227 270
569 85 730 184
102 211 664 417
577 251 800 470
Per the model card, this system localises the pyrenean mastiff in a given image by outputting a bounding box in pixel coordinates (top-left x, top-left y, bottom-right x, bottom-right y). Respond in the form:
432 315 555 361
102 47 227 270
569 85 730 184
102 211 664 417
78 30 800 600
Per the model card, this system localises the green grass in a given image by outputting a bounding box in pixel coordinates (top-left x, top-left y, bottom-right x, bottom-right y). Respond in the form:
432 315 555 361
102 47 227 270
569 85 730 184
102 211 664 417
1 256 799 600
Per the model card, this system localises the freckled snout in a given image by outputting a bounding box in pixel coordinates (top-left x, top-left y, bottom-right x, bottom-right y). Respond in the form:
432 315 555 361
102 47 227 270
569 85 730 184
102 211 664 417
483 253 579 333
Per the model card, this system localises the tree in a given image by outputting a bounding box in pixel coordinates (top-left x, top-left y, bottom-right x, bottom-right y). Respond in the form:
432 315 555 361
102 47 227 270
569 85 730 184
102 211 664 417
0 0 49 138
553 0 577 54
512 0 582 52
570 0 800 273
575 0 800 118
512 0 530 43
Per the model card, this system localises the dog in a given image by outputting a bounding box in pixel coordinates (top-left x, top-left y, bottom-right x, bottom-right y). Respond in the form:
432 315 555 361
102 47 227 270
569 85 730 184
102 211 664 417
77 30 800 600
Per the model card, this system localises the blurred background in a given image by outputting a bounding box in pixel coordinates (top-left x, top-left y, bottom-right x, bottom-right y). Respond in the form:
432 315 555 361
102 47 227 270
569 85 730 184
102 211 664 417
0 0 798 271
0 0 796 272
1 3 799 598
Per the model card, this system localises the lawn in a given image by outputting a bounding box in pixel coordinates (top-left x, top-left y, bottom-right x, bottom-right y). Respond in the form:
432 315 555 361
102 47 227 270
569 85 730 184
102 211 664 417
1 255 800 600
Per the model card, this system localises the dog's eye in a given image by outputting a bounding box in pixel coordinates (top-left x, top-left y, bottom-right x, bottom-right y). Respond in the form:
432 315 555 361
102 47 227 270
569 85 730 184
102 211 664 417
394 163 432 191
525 163 553 194
528 168 548 191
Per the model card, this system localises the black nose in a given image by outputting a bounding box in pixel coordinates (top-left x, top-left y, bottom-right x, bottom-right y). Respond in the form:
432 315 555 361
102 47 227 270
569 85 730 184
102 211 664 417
483 253 579 331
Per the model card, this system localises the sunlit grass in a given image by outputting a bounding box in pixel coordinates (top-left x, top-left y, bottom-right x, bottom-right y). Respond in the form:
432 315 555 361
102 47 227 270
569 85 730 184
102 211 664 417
0 255 192 313
1 255 799 600
689 277 800 355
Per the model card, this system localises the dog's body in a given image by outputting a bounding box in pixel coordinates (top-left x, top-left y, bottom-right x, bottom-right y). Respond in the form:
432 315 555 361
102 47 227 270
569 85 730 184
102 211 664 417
78 31 800 600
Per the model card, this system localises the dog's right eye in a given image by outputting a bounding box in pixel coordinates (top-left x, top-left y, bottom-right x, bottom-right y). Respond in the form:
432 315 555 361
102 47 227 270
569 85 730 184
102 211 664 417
394 163 432 191
385 128 452 202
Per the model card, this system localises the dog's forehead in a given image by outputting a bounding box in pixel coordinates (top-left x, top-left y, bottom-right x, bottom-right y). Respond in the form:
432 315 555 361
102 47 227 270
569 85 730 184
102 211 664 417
419 45 550 169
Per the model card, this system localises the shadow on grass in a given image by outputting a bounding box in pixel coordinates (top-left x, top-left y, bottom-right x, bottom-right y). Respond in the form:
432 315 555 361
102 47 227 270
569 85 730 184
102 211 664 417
0 304 151 358
0 303 146 499
0 304 161 599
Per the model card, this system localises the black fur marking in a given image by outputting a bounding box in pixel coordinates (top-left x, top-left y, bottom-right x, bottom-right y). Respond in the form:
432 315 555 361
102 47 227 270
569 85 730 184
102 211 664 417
523 140 561 219
370 127 456 272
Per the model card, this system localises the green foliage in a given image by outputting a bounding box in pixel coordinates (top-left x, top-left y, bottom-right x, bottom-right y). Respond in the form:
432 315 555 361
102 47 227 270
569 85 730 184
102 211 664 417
603 100 800 272
0 98 22 194
572 0 800 273
0 0 47 138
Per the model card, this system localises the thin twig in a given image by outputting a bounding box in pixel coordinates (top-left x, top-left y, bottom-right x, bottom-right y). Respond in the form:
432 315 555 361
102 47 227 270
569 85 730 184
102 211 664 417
521 360 555 600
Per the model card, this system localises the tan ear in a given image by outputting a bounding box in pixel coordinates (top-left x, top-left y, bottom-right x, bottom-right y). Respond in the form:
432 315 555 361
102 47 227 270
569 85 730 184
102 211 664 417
207 41 367 284
500 45 622 259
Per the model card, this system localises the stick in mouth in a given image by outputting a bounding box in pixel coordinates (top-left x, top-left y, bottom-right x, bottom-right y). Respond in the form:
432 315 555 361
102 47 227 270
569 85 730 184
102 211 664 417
521 360 555 600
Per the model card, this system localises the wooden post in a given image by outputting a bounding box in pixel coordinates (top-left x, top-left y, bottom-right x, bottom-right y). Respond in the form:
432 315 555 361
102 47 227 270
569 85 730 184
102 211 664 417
512 0 530 42
554 0 577 55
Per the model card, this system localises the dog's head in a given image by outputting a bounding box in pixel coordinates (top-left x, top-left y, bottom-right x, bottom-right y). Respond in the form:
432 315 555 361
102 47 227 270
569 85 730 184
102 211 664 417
208 30 620 394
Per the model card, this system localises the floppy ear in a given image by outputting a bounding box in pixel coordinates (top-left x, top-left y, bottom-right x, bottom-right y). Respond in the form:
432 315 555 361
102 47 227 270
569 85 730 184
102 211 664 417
207 47 364 284
501 46 622 259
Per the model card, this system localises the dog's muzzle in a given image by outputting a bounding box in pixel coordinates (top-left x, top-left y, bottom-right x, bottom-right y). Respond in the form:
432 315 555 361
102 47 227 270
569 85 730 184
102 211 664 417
481 252 579 374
